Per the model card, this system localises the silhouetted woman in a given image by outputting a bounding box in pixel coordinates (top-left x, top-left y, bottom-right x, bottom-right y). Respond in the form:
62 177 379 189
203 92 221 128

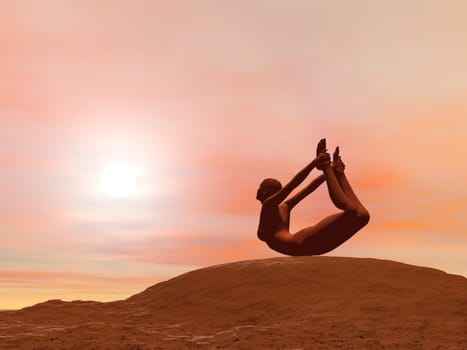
256 138 369 255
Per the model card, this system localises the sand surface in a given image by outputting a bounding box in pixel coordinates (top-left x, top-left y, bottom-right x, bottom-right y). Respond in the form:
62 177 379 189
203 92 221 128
0 256 466 349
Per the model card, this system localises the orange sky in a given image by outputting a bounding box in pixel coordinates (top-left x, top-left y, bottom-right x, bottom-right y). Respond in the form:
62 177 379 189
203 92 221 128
1 1 466 309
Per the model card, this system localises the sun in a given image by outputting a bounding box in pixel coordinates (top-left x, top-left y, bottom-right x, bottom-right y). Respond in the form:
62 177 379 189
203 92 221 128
99 162 138 198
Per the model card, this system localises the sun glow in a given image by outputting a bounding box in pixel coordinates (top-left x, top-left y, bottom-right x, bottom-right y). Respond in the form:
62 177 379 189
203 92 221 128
99 162 138 198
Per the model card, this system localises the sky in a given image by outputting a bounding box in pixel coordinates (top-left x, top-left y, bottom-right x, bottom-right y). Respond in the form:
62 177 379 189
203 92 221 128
1 0 466 309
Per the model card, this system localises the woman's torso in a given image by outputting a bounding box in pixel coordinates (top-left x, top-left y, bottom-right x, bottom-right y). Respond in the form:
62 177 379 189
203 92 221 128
257 202 290 241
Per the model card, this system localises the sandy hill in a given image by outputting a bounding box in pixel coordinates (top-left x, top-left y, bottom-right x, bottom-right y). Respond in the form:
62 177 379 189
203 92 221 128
0 256 466 349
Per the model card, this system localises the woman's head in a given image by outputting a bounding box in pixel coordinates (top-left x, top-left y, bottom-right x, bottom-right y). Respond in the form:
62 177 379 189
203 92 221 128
256 178 282 202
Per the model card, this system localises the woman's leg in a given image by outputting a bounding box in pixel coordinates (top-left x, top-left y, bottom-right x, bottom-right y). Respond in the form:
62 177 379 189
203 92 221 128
316 139 355 211
332 147 370 216
322 163 357 212
290 149 370 255
293 210 368 255
335 171 369 215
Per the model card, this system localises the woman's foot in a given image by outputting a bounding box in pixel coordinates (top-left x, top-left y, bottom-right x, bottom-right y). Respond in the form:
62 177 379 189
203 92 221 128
316 138 327 156
332 146 345 174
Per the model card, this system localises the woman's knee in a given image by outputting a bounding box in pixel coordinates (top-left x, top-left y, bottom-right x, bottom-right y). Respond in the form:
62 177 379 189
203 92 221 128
356 210 370 227
344 208 370 228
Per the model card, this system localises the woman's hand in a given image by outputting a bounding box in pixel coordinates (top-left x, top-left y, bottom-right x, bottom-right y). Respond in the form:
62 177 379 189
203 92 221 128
315 152 331 170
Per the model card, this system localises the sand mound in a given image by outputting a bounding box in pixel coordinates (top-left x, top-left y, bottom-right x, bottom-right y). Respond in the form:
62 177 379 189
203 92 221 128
1 256 466 349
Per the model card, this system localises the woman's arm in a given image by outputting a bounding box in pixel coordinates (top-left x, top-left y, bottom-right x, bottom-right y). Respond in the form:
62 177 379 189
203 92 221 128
266 152 329 204
284 174 325 209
